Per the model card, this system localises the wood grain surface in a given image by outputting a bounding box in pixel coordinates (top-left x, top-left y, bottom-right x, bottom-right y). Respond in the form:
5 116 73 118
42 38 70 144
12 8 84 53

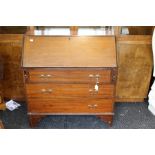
26 83 115 98
116 35 153 101
23 36 116 68
28 98 114 114
0 34 25 101
26 69 112 84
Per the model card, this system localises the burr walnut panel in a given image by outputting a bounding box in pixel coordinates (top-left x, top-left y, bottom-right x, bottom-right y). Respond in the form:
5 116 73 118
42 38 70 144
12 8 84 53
116 35 153 101
0 34 25 101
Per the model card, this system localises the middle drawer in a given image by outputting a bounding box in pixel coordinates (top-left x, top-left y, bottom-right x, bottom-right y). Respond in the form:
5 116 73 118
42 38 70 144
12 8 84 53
26 83 114 98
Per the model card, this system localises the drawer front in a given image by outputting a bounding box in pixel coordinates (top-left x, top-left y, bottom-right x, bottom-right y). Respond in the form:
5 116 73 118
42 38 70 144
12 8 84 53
25 69 112 84
28 98 114 114
26 83 114 98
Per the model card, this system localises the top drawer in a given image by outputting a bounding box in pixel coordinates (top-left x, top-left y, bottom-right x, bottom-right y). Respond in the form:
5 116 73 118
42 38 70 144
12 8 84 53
24 69 112 84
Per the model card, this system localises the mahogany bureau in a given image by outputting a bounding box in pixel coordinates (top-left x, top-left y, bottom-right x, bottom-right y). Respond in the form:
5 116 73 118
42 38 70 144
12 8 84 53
22 35 117 127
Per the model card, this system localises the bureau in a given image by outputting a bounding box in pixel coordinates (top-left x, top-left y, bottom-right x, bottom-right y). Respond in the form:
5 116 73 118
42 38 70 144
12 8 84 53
22 35 117 127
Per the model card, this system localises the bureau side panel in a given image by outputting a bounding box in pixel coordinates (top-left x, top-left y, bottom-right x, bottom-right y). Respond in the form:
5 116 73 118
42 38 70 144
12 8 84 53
0 34 25 101
116 35 153 102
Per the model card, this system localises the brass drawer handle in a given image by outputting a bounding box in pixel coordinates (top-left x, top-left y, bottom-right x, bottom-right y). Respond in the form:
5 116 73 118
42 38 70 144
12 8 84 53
89 89 93 92
95 74 100 78
29 38 34 42
89 74 101 78
41 89 52 93
39 74 52 78
93 104 98 108
47 74 52 77
88 104 98 108
89 74 94 78
89 74 100 84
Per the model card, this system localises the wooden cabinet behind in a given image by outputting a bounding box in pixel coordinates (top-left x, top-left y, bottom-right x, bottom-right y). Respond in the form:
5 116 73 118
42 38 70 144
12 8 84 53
0 34 25 101
0 26 153 103
116 35 153 102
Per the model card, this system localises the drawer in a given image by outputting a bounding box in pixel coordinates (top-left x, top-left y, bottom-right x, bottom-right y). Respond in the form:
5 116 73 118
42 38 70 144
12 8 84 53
25 69 112 84
26 83 114 98
28 98 114 114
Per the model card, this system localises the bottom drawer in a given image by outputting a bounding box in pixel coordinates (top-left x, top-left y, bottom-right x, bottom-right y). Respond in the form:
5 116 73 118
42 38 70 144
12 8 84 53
28 98 114 114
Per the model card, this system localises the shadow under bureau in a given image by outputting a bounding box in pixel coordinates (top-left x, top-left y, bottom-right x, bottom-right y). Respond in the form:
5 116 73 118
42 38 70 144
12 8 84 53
22 35 117 127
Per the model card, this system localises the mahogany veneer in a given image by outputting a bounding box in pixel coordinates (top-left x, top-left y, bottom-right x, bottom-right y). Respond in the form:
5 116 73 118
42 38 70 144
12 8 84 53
22 35 117 127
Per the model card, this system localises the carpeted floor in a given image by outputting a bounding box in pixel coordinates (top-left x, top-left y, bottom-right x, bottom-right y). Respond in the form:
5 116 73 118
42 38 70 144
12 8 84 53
0 102 155 129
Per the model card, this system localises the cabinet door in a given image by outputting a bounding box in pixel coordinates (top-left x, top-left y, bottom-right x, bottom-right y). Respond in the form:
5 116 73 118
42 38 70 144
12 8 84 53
116 35 153 102
0 34 25 101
